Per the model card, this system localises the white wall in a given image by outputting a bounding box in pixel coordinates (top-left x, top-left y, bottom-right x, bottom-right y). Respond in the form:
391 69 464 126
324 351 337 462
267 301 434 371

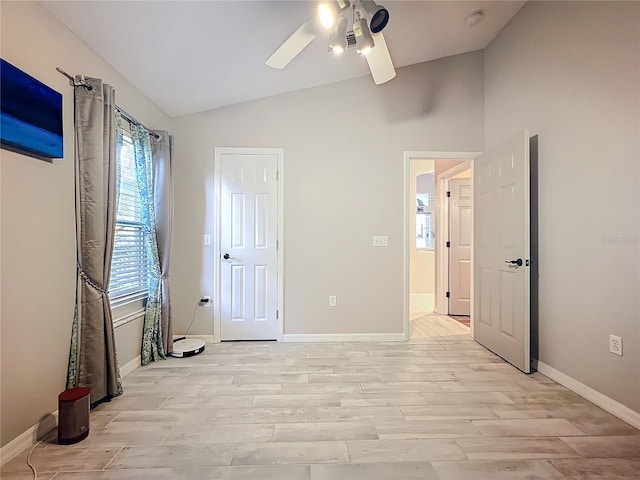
0 1 171 447
171 51 484 337
484 1 640 413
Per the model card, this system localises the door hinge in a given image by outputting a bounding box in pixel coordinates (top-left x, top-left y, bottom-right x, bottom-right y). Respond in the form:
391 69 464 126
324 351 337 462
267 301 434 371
276 310 279 319
276 171 279 181
276 240 279 250
446 191 451 197
446 291 450 298
446 241 451 248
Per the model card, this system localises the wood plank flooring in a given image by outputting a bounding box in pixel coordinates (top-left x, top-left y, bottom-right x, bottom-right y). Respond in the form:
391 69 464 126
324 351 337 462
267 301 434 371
3 318 639 479
410 313 470 339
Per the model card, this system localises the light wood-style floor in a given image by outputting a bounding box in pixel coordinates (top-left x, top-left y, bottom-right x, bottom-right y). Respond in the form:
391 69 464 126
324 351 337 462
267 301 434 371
411 313 470 339
3 318 639 479
409 293 469 339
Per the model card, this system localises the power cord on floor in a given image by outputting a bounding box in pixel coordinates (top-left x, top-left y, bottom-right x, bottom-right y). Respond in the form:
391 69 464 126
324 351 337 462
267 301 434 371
26 440 42 480
172 299 204 343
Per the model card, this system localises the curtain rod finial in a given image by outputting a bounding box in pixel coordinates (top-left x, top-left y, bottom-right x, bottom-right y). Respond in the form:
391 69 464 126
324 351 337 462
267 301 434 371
56 67 75 86
56 67 93 91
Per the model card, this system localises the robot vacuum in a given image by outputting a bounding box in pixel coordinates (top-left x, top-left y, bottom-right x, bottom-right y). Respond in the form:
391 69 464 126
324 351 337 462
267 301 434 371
170 337 205 357
170 297 208 358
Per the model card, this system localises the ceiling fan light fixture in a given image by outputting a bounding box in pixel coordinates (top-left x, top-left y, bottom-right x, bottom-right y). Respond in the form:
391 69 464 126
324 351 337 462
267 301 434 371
361 0 389 33
328 16 348 54
318 1 351 29
318 3 335 29
353 17 375 55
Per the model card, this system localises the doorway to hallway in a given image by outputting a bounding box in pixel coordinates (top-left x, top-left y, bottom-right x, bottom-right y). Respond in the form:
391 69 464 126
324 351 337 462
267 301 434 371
403 152 474 340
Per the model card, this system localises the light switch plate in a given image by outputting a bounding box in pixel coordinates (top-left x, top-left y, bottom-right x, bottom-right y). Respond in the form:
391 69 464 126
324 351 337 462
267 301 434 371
373 235 388 247
203 234 211 246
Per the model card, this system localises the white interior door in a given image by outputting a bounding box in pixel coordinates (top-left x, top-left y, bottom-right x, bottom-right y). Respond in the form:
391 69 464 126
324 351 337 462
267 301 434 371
219 151 279 341
449 177 472 316
473 131 531 373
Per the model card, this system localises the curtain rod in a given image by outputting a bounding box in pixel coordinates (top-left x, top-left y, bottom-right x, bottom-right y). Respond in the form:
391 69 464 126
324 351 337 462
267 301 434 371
116 106 160 140
57 67 160 140
56 67 93 90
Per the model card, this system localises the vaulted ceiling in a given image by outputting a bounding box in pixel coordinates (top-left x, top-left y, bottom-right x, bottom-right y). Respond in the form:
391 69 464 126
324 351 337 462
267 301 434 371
43 1 525 117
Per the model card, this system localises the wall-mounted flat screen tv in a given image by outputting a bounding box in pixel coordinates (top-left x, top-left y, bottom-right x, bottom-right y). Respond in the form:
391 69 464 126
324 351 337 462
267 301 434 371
0 59 63 160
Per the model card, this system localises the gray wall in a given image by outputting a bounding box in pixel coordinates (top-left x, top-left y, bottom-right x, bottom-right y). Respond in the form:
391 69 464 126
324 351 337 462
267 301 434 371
484 1 640 412
170 51 484 337
0 1 171 447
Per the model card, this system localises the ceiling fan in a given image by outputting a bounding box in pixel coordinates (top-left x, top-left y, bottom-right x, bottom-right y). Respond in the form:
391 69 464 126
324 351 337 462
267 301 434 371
266 0 396 85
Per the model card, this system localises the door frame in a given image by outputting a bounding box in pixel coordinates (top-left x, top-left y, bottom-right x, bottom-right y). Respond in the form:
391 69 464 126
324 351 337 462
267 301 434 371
436 162 473 320
213 147 285 343
403 151 478 341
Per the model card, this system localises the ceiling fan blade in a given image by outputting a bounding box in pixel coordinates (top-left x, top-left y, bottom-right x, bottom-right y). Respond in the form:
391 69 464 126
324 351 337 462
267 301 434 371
366 32 396 84
266 17 318 69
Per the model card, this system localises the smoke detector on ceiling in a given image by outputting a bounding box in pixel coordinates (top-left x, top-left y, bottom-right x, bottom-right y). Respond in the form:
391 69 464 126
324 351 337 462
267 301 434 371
465 10 485 27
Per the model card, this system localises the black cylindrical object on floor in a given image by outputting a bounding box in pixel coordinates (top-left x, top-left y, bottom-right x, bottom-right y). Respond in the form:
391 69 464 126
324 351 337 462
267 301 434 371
57 387 90 445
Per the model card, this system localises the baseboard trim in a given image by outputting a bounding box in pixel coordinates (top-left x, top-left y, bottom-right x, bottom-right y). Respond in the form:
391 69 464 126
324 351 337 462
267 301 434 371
119 355 141 377
0 410 58 467
282 333 406 343
537 361 640 430
2 355 142 466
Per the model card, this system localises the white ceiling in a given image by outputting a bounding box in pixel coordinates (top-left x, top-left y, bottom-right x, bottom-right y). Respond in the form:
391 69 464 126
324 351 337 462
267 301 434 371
43 1 525 118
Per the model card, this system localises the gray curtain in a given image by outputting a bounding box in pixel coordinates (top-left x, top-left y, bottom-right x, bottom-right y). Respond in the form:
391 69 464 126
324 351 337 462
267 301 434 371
67 77 123 403
151 131 174 355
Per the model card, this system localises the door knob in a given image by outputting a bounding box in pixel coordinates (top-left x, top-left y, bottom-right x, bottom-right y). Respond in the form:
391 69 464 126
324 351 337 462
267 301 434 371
223 253 234 260
505 258 523 267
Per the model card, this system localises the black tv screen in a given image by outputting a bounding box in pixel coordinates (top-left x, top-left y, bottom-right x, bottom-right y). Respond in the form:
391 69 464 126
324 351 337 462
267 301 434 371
0 58 63 160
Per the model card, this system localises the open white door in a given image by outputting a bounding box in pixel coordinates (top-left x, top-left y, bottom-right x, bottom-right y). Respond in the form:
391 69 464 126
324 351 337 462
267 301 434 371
449 177 472 316
473 131 531 373
217 149 281 341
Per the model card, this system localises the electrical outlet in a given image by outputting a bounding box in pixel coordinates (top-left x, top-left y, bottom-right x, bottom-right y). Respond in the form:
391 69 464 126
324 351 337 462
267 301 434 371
329 295 337 307
200 295 211 307
203 234 211 246
609 334 623 356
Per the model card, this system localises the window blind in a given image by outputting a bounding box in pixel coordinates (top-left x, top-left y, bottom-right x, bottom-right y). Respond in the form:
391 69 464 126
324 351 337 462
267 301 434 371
109 134 148 300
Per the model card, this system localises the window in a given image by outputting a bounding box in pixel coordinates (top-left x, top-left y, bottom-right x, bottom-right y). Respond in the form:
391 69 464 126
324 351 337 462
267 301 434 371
109 132 148 303
416 193 435 249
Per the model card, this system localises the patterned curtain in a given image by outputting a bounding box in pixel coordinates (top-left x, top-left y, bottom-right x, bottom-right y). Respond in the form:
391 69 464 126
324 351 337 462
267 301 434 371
67 78 123 403
130 124 165 365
